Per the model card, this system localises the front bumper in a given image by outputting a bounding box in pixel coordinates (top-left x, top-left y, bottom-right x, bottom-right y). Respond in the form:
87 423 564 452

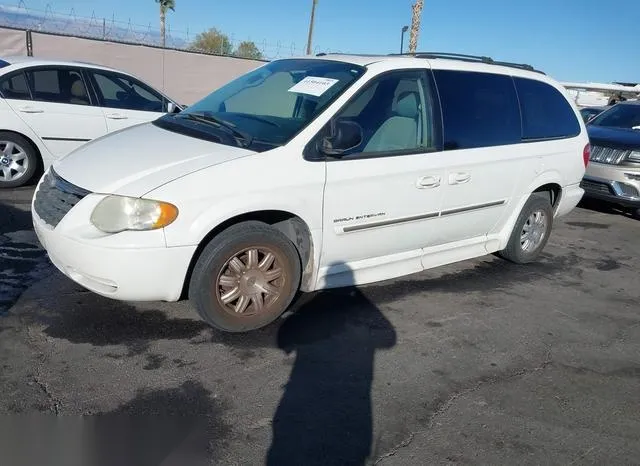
581 162 640 207
32 206 196 303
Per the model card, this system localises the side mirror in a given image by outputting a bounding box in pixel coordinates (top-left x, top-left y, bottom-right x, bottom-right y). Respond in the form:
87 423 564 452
319 119 363 156
167 102 181 114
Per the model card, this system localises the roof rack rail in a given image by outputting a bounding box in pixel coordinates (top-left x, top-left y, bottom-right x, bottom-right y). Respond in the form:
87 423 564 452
389 51 544 74
315 52 385 57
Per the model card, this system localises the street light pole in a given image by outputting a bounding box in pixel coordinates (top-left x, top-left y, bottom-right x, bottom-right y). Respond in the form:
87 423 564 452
400 25 408 54
306 0 318 55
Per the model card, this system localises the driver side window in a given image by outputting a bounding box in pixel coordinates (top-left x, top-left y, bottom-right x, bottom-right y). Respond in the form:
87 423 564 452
91 71 166 113
329 70 436 157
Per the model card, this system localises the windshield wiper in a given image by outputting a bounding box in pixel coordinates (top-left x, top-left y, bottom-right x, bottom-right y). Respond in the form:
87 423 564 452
181 112 253 147
235 113 281 128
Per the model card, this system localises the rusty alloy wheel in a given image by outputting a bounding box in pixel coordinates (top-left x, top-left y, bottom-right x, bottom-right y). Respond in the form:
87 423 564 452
189 220 302 332
215 246 288 317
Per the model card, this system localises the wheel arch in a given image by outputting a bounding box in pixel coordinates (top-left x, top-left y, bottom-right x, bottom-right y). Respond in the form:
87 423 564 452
533 182 562 210
180 210 317 300
495 173 564 250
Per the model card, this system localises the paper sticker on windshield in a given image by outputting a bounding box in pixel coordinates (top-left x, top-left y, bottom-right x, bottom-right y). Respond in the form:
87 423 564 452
288 76 339 97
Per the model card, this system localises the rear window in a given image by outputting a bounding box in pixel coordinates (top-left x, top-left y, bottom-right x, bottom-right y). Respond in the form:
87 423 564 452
0 59 11 68
433 70 521 150
513 77 581 140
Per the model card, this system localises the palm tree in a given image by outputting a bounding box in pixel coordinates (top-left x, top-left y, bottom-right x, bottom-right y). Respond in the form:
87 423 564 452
408 0 424 54
155 0 175 48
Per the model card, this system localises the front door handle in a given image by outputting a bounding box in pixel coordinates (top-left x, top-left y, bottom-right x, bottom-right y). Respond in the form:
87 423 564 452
449 172 471 185
416 175 441 189
17 106 44 113
105 113 128 120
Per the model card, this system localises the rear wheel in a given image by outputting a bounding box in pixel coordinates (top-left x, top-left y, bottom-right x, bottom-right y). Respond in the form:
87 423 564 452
188 221 301 332
0 132 38 189
498 194 554 264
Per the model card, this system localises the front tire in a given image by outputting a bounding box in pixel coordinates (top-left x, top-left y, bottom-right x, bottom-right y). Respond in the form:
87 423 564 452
498 194 554 264
188 221 302 333
0 132 38 189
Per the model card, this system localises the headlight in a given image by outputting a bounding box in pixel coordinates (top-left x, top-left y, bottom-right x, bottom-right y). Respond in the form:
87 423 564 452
90 195 178 233
628 151 640 162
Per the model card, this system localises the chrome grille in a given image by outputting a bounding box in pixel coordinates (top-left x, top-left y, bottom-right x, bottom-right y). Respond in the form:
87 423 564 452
33 169 91 227
589 145 630 165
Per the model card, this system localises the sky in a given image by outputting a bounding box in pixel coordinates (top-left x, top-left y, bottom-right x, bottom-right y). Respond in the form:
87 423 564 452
15 0 640 83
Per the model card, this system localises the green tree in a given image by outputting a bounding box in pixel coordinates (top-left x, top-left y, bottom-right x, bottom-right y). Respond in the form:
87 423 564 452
190 28 233 55
234 41 264 60
155 0 175 48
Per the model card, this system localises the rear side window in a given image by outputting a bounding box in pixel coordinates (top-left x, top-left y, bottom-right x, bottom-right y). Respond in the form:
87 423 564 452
0 72 30 100
26 68 91 106
433 70 521 150
513 77 581 140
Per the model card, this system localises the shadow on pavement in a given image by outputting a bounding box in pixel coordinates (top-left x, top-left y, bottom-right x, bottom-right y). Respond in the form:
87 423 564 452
577 197 637 220
267 263 397 466
0 190 35 235
0 197 47 315
92 381 230 466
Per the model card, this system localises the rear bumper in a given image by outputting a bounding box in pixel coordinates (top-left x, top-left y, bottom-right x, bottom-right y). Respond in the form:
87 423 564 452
555 183 585 218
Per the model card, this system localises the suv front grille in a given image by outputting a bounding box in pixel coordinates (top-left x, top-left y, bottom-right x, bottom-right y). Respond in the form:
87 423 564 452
589 145 630 165
33 168 91 228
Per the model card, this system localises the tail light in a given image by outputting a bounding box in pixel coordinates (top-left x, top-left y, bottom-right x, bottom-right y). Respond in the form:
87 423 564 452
583 143 591 167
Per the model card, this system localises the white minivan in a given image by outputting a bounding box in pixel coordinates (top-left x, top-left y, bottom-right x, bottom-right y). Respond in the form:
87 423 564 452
31 52 589 332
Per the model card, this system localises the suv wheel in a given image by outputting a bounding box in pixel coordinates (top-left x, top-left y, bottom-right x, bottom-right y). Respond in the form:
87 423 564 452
188 221 302 332
0 132 38 189
498 194 553 264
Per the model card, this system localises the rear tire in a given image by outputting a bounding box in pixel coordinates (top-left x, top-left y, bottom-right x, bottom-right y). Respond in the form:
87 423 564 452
498 194 554 264
0 132 38 189
188 221 302 333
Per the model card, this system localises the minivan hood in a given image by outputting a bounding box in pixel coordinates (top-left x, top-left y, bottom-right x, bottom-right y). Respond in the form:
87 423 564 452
587 124 640 150
52 122 255 197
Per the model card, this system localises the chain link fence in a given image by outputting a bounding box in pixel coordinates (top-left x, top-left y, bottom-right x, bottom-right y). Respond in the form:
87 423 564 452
0 2 333 60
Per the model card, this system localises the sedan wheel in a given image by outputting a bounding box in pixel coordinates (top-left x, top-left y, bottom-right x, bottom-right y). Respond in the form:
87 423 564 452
0 133 38 189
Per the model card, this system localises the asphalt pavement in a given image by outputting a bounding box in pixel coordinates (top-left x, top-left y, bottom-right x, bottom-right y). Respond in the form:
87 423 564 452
0 186 638 466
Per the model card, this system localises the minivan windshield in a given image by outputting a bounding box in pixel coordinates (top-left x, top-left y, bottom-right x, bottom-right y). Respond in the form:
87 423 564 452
157 58 366 149
589 103 640 130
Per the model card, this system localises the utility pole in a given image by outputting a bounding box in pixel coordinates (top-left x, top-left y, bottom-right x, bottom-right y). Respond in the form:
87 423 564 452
408 0 424 54
306 0 318 55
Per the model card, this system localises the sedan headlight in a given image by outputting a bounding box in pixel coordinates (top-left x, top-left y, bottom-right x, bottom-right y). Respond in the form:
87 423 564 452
90 195 178 233
628 151 640 162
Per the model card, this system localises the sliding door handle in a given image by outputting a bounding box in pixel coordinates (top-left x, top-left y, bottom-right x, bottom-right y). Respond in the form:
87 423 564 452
449 172 471 184
416 175 441 189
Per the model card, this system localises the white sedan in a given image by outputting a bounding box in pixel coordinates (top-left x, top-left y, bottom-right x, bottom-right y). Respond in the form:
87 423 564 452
0 56 182 188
